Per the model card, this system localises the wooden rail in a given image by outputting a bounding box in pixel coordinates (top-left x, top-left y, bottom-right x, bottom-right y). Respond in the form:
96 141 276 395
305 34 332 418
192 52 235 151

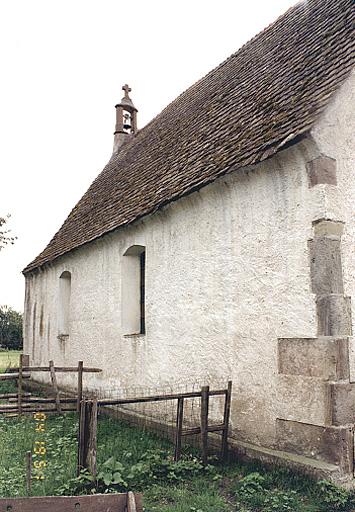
0 373 30 380
8 366 102 373
98 389 226 406
0 356 102 417
77 381 232 476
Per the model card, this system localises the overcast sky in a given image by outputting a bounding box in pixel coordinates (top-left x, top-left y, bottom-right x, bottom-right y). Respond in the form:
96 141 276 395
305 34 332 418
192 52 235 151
0 0 297 311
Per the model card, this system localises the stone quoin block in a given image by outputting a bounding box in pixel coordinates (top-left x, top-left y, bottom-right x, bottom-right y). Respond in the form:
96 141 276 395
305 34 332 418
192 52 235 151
307 155 337 187
278 375 332 426
276 419 353 473
313 219 344 239
278 337 349 380
330 383 355 427
317 295 352 336
309 237 344 295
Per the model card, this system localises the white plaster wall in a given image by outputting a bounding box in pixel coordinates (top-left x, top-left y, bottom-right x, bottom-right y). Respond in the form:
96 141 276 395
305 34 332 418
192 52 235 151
311 70 355 380
24 141 320 448
24 73 354 448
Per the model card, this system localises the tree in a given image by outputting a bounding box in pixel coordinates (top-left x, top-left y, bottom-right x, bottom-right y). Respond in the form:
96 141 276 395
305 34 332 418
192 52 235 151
0 306 23 350
0 215 16 250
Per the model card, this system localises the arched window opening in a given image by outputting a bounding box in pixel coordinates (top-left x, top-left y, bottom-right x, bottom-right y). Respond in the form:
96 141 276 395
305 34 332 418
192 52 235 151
58 271 71 336
122 245 146 335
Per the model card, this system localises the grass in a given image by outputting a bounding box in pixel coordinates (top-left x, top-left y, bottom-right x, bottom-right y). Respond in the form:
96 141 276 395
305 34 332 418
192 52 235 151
0 350 21 372
0 408 352 511
0 350 21 396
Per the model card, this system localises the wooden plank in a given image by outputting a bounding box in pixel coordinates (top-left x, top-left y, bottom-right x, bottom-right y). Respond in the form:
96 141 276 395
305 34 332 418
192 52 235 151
127 491 143 512
98 389 226 406
221 380 232 461
87 399 98 478
132 493 143 512
8 366 102 373
0 393 31 399
10 397 76 404
22 354 30 366
200 385 209 466
77 361 84 412
49 360 62 413
0 373 30 380
0 407 76 415
18 354 24 415
0 403 76 413
77 399 98 477
174 397 184 462
0 493 131 512
181 423 225 436
77 399 86 476
26 451 32 496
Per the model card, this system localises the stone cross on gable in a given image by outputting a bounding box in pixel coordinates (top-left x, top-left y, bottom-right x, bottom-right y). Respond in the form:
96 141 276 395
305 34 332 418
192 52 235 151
122 84 131 98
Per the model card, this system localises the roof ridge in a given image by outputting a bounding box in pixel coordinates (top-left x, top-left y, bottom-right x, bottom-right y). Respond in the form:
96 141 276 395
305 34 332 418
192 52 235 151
24 0 354 273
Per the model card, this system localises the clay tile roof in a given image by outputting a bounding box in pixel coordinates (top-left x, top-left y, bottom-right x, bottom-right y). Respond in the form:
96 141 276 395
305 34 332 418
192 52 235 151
24 0 354 274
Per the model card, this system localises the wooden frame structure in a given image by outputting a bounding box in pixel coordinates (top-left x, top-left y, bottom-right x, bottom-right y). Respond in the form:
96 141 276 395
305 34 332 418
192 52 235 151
78 381 232 476
0 355 102 414
0 492 142 512
1 358 232 489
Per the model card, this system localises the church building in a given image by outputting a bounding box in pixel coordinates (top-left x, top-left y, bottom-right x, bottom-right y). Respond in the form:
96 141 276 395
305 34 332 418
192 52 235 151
23 0 354 483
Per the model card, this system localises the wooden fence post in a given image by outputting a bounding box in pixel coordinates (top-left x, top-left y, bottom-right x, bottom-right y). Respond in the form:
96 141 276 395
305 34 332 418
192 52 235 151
77 399 97 478
127 491 138 512
77 361 83 412
87 398 98 478
22 354 30 367
26 451 32 496
174 397 184 462
200 385 209 466
221 380 232 461
49 360 62 413
77 400 85 475
17 354 24 415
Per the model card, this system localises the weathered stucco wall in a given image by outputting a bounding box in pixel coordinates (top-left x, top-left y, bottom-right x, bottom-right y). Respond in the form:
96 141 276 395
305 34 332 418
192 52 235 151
24 72 354 452
310 70 355 378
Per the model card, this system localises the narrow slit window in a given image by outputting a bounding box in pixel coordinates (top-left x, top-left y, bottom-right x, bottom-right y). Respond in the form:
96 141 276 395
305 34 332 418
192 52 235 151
140 251 146 334
58 271 71 336
122 245 146 335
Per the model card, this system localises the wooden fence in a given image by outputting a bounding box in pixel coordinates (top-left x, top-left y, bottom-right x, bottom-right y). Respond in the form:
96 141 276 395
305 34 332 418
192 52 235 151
1 359 232 486
77 381 232 476
0 354 102 414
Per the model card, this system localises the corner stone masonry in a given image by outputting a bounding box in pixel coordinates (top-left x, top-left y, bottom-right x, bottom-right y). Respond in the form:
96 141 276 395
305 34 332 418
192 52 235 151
277 207 354 481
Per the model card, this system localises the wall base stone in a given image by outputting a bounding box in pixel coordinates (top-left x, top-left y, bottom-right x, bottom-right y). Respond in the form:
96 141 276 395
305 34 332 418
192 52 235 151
276 418 353 473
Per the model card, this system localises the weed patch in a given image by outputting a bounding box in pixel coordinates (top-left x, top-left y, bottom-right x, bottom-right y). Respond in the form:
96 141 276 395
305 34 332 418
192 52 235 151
0 413 354 511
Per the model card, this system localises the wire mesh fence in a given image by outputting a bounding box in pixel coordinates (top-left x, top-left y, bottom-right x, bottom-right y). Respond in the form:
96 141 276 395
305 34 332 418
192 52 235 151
0 357 232 498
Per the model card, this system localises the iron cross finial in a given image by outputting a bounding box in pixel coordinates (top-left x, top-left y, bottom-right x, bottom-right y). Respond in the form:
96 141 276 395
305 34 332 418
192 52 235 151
122 84 132 98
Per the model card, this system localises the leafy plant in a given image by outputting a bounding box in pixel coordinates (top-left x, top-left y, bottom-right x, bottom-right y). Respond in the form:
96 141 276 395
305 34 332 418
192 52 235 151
234 472 303 511
0 215 16 251
317 480 351 510
263 489 299 512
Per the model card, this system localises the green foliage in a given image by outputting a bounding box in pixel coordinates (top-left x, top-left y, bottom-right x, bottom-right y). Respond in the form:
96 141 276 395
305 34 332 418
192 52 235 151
0 306 23 350
0 215 16 250
234 472 303 512
317 480 351 510
236 471 266 496
263 489 299 512
0 414 78 497
61 450 219 496
1 413 353 512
